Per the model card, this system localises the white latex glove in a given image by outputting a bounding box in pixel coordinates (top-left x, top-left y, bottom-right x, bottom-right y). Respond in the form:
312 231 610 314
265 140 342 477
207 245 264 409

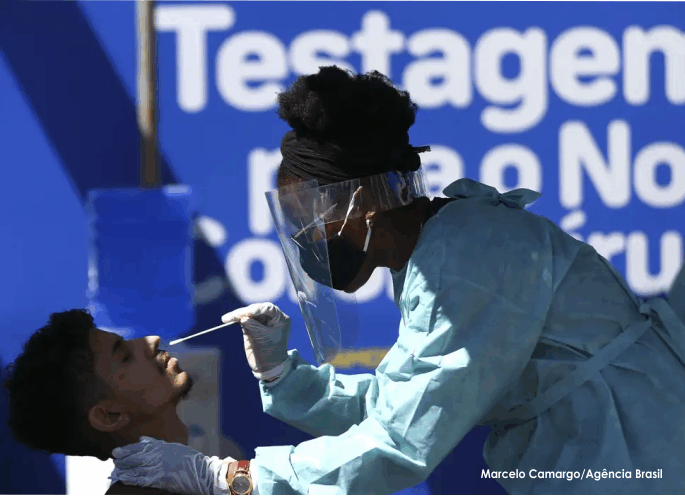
110 436 235 495
222 302 291 381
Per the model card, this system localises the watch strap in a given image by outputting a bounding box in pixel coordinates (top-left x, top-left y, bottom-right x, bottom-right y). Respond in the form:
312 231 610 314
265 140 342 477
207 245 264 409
236 460 251 474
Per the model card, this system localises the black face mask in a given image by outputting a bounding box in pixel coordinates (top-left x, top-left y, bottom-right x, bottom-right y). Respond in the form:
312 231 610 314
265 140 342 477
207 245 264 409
291 230 368 291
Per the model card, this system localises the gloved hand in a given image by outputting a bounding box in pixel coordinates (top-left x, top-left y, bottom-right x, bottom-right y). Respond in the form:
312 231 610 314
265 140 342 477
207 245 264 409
222 302 291 381
110 436 234 495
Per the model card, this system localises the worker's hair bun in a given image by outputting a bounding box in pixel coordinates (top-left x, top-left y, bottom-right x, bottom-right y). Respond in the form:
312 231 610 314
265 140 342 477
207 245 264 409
277 66 418 145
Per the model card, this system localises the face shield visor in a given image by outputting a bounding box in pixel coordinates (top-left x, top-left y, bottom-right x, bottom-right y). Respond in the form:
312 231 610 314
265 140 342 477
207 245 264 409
265 168 429 364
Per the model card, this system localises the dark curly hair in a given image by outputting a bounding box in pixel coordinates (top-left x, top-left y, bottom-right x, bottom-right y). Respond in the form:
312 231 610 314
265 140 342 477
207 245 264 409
276 66 419 187
3 309 117 460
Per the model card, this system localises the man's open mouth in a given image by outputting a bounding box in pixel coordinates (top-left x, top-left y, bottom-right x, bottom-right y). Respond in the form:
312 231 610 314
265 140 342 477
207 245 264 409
158 351 171 373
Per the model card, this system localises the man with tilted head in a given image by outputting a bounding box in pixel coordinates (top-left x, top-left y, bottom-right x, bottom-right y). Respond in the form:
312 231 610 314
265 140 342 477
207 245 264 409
3 309 196 495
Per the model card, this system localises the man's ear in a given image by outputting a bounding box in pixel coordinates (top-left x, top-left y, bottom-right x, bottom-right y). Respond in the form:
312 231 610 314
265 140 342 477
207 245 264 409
88 400 131 433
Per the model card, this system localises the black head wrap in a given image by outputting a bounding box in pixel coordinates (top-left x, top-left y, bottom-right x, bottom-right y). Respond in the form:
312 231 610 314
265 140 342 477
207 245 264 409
280 130 430 185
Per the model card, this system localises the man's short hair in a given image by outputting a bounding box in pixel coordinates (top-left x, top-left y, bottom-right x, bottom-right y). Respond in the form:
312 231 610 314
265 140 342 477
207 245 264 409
3 309 116 460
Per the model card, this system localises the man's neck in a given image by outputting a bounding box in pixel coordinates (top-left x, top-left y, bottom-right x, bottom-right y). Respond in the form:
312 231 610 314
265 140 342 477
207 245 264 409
131 405 189 445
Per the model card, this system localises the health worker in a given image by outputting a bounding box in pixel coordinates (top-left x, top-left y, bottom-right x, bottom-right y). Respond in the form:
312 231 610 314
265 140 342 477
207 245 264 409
111 66 685 495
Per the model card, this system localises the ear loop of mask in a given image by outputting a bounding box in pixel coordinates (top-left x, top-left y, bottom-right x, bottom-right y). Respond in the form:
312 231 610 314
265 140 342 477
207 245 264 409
338 189 374 253
363 219 373 252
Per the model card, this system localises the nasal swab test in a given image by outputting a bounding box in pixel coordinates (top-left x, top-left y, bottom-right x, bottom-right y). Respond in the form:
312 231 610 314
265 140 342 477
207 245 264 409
168 320 240 346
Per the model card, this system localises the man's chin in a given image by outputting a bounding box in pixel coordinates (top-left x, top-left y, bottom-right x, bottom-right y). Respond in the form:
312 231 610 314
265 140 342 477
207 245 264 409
176 371 195 402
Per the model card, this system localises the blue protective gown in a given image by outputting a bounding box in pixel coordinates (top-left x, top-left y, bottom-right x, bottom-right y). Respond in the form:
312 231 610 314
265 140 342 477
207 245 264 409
669 261 685 325
251 179 685 495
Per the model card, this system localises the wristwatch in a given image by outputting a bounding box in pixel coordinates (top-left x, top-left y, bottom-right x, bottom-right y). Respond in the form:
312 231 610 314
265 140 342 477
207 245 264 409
226 460 253 495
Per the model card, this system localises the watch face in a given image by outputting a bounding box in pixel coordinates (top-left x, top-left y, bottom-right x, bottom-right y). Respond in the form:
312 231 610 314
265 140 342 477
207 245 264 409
232 475 252 494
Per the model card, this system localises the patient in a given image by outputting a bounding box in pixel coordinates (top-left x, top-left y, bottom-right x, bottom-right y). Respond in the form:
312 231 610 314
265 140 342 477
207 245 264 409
3 309 196 495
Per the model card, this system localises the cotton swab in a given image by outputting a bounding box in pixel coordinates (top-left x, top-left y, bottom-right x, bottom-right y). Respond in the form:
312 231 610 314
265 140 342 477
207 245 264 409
168 320 240 345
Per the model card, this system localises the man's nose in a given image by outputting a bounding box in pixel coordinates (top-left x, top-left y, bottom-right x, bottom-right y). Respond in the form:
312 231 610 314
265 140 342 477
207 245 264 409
144 336 162 356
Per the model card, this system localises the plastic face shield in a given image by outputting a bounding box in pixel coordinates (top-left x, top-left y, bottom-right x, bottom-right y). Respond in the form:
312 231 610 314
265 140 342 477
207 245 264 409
265 170 428 364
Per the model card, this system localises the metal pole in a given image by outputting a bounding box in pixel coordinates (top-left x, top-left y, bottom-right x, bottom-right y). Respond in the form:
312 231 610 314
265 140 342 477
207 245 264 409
136 0 160 188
